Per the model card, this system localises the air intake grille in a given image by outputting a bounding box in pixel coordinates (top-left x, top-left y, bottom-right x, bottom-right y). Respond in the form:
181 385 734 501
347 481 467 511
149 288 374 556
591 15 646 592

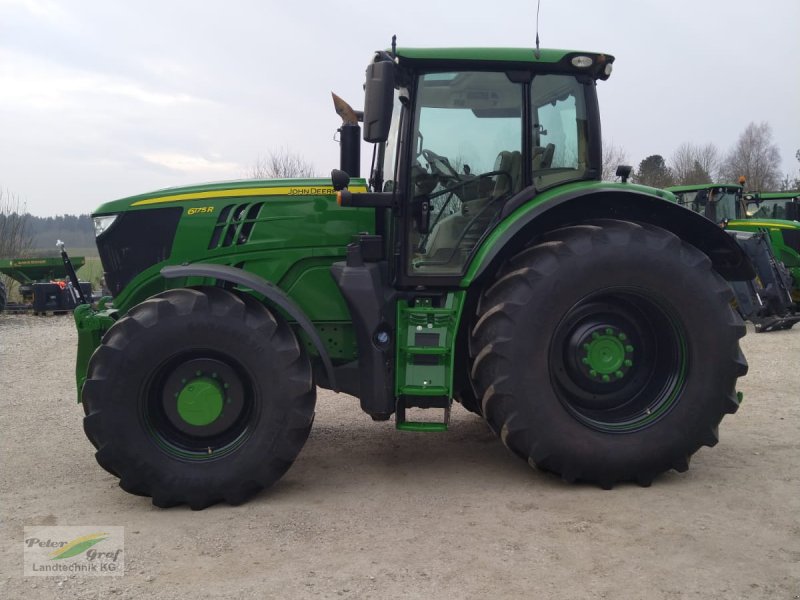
208 202 264 249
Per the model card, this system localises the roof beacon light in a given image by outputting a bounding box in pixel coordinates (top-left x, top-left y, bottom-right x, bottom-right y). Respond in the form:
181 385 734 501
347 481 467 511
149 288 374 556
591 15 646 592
571 55 593 68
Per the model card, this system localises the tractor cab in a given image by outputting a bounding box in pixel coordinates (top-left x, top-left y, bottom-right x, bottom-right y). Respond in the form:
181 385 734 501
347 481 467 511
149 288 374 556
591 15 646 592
746 191 800 221
668 183 746 224
336 48 612 285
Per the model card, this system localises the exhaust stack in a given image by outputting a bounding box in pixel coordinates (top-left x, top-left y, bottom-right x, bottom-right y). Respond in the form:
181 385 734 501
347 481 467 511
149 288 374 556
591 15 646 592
332 93 362 178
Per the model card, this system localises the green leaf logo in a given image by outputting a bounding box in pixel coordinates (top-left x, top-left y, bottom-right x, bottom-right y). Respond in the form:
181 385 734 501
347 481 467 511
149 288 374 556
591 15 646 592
50 533 108 560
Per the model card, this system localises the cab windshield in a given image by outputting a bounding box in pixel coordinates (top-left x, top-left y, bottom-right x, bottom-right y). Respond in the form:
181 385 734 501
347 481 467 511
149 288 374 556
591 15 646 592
675 188 743 222
404 70 592 276
749 199 790 220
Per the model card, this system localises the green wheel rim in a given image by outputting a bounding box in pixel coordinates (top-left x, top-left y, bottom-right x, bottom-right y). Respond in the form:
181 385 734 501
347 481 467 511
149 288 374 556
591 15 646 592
143 354 257 461
550 288 687 434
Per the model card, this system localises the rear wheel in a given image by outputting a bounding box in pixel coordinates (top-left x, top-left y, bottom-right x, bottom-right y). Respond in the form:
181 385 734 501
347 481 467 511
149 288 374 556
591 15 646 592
82 287 316 509
469 220 747 487
0 279 6 313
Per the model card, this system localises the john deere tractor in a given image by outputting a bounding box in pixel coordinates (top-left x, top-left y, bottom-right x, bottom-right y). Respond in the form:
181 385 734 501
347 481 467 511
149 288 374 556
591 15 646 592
746 190 800 222
741 190 800 306
667 183 799 331
74 46 753 509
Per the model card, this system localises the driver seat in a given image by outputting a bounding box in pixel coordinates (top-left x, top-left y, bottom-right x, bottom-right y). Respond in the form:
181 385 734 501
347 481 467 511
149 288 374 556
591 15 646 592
423 150 522 262
463 150 521 217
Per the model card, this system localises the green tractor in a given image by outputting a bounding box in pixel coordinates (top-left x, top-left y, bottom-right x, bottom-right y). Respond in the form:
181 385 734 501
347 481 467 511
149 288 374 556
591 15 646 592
741 190 800 305
667 183 799 331
746 190 800 221
74 45 753 509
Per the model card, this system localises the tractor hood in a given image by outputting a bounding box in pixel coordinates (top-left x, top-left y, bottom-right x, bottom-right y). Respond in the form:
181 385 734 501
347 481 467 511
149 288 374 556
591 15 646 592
92 177 368 217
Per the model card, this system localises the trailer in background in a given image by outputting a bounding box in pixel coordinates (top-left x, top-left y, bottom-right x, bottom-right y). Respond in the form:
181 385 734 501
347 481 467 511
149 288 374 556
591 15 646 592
0 256 92 314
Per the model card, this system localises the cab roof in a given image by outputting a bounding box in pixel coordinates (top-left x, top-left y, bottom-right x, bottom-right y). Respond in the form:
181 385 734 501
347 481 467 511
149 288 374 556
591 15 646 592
394 47 615 80
666 183 742 193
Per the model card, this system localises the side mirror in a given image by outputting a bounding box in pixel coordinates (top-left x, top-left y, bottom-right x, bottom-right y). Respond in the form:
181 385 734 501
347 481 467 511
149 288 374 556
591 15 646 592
363 60 395 143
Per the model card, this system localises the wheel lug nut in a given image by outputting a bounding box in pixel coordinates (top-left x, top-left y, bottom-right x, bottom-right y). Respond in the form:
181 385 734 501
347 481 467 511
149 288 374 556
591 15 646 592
615 370 624 379
589 369 598 377
601 374 610 382
618 333 627 341
581 357 589 365
625 345 634 353
605 327 614 335
624 359 633 367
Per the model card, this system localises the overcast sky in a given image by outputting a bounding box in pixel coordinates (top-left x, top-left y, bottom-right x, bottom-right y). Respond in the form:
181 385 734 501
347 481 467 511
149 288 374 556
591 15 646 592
1 0 798 216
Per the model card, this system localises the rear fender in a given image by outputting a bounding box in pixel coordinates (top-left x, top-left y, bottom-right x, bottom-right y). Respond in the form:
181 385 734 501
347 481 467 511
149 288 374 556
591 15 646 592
463 187 755 287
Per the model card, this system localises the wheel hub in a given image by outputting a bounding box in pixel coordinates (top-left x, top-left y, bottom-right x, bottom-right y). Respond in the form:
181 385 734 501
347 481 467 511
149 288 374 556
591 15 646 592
580 326 634 382
160 358 246 438
177 377 224 426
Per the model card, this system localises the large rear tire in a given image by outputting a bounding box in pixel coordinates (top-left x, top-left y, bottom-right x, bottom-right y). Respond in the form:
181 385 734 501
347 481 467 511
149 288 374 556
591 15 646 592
82 287 316 509
469 220 747 488
0 279 6 313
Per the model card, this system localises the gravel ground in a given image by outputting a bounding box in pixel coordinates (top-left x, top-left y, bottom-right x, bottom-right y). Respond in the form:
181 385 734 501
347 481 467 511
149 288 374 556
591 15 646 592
0 312 799 599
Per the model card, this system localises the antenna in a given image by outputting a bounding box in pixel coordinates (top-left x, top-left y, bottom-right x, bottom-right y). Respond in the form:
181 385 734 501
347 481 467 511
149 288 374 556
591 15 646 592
391 35 397 58
534 0 541 59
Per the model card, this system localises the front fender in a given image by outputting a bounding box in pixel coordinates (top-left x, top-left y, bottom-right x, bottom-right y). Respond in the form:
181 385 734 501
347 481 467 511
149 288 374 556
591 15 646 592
161 263 338 391
463 185 755 286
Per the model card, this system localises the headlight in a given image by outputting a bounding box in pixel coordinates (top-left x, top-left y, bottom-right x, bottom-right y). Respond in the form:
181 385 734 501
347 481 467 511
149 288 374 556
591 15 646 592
571 56 593 68
93 215 118 237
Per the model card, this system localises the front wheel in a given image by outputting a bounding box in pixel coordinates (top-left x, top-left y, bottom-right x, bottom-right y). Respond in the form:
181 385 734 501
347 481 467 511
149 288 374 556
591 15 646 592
469 220 747 487
82 287 316 509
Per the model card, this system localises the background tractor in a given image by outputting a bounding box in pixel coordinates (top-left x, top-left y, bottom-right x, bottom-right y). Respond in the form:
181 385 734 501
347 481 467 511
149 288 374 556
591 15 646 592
741 190 800 307
667 183 799 331
74 45 752 509
746 191 800 221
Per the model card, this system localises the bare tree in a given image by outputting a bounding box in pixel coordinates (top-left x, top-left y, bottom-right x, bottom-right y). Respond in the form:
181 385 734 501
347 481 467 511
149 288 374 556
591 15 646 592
720 122 781 190
671 142 720 185
789 149 800 190
601 142 630 181
0 188 32 298
0 188 31 258
249 148 316 179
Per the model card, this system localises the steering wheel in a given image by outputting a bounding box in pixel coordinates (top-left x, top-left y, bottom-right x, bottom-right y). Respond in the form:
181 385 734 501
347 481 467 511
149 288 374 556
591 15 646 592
422 149 461 181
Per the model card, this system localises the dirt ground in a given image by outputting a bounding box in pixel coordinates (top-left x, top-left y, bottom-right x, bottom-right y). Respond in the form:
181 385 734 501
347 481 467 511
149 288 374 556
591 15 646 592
0 313 798 599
